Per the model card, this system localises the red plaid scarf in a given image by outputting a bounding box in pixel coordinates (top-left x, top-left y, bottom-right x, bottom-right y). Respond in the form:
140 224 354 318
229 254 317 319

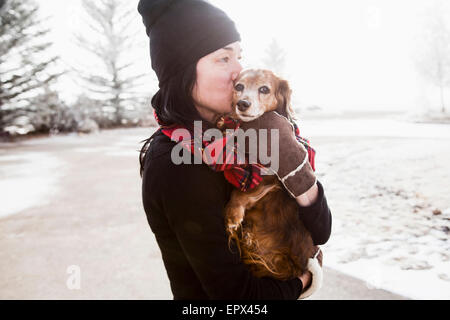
154 110 316 192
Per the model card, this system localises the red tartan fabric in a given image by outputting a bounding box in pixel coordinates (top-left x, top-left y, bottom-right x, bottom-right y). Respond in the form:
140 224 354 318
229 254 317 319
153 110 316 192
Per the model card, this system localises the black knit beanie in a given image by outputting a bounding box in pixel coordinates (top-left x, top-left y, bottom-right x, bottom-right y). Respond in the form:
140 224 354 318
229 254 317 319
137 0 241 86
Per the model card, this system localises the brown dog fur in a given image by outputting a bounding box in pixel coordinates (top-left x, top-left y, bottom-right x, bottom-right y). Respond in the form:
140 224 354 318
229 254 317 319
221 69 316 280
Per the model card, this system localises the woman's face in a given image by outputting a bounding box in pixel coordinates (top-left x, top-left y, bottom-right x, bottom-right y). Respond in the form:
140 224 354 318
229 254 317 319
192 41 243 123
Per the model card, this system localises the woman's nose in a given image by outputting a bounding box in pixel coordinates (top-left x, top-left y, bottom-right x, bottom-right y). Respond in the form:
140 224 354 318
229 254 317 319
236 60 243 73
231 60 243 81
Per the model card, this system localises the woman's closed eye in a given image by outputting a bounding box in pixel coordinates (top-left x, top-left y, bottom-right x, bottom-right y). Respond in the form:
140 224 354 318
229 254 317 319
220 56 240 63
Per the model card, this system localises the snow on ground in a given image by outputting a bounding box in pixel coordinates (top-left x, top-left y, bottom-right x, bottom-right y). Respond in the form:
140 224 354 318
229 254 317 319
299 116 450 299
0 129 145 219
0 152 65 218
1 116 448 299
298 116 450 138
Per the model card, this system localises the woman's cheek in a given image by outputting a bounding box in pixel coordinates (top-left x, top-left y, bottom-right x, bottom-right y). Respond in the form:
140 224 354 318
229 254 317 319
214 89 232 112
223 78 235 99
210 72 234 109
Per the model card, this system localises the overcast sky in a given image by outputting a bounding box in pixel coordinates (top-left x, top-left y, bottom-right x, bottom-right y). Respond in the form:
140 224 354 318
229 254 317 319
38 0 450 112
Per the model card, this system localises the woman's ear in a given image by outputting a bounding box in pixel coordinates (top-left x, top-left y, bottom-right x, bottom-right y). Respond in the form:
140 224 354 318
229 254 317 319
275 79 295 120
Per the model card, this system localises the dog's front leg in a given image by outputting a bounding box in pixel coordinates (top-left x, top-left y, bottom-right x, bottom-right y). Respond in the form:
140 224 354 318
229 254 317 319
224 181 279 235
224 192 247 235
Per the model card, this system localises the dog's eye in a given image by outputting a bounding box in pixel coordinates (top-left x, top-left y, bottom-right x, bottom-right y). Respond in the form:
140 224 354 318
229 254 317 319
234 83 244 92
259 86 270 94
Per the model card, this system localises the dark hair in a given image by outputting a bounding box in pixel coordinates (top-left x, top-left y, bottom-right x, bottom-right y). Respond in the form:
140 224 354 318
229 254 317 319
139 61 215 177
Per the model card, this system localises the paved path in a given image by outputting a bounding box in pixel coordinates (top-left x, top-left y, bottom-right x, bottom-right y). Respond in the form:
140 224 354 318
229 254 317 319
0 128 407 299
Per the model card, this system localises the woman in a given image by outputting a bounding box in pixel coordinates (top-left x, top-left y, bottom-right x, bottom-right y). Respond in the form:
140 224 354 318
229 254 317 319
138 0 332 299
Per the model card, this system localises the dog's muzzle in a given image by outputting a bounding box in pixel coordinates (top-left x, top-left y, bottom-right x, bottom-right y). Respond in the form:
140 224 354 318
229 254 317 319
236 100 251 112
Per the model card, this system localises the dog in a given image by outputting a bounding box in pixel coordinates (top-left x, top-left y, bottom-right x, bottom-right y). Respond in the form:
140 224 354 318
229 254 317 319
219 69 320 283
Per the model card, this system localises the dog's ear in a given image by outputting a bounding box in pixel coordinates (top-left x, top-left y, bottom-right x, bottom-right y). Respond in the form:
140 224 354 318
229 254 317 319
275 79 295 121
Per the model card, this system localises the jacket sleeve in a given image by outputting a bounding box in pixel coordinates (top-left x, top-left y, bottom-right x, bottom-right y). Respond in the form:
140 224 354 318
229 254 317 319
161 160 304 300
297 180 332 245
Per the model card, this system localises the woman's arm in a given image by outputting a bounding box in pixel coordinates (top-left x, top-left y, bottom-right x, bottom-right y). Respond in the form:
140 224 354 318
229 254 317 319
295 182 319 207
159 158 304 300
296 180 332 245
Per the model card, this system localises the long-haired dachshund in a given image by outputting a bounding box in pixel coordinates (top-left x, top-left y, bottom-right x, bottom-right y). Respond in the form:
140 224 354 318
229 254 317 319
220 69 319 282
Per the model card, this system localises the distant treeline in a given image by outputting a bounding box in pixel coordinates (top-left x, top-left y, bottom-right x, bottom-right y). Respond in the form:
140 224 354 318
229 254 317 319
0 0 156 140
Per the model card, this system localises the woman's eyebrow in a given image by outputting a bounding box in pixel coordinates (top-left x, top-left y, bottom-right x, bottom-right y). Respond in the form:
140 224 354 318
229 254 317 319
222 46 243 54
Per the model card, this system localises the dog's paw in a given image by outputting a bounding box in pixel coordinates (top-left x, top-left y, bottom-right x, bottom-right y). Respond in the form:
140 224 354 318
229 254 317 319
224 205 245 235
226 223 240 237
215 116 226 130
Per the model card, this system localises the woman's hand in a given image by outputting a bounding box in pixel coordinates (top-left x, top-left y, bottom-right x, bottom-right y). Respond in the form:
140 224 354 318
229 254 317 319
298 271 312 290
298 247 323 297
296 182 319 207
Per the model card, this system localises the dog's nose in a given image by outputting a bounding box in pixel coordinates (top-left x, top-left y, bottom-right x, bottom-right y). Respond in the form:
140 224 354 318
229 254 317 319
237 100 251 112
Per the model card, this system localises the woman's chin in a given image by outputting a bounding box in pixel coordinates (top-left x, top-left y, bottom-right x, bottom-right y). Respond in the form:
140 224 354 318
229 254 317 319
218 104 233 115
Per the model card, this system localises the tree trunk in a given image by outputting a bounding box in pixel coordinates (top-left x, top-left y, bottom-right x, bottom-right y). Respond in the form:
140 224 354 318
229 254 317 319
439 83 446 113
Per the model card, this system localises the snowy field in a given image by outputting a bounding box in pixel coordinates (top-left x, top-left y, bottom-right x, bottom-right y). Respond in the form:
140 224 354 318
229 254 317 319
0 113 449 299
0 152 65 219
0 131 138 220
299 114 450 300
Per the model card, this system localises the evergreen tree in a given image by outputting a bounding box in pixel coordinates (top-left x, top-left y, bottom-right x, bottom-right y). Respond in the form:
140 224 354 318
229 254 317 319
0 0 61 134
262 38 287 77
75 0 147 127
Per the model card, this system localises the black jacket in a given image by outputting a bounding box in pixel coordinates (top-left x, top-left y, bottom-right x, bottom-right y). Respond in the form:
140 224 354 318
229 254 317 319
141 129 332 300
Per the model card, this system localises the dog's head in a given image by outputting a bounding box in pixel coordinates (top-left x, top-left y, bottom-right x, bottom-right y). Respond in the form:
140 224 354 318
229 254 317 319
231 69 295 122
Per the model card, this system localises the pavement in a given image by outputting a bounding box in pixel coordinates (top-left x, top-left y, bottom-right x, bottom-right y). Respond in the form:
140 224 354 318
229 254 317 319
0 127 408 300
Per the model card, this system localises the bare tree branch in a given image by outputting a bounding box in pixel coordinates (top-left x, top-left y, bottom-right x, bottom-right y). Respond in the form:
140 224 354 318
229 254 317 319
74 0 149 125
